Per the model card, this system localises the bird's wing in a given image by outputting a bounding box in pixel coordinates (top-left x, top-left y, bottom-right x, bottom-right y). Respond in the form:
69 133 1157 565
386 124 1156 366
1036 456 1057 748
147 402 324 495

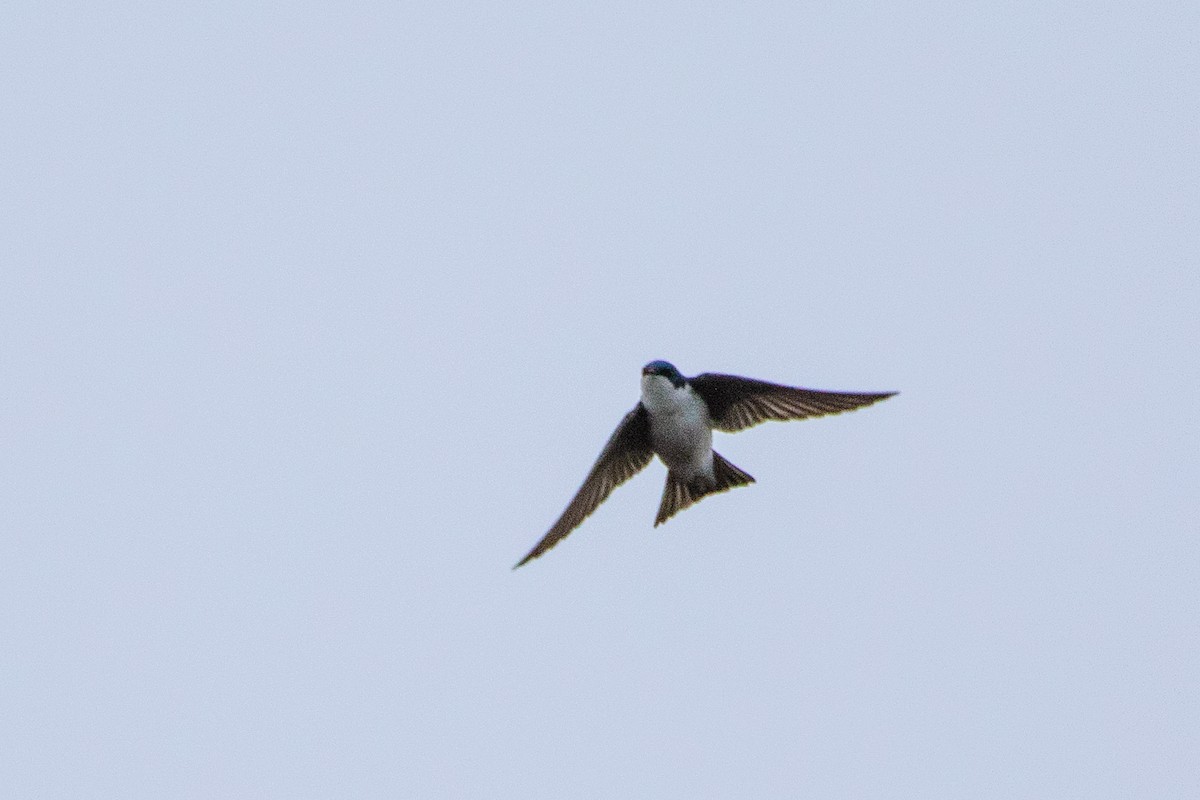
515 404 653 568
689 373 896 433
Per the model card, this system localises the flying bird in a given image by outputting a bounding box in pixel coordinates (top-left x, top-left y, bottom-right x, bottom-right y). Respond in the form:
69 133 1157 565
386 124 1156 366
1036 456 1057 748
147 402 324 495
514 360 895 567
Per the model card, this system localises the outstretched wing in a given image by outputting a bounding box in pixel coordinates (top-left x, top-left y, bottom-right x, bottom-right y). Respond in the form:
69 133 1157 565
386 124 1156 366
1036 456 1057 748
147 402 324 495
515 404 653 568
689 373 896 433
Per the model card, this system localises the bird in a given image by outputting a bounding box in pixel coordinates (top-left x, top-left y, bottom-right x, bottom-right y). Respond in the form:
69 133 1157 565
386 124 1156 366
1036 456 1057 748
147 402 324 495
513 360 896 567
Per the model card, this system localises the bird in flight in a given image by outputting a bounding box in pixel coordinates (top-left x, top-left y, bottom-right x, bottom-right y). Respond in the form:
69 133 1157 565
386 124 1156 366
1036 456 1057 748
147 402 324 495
514 360 895 567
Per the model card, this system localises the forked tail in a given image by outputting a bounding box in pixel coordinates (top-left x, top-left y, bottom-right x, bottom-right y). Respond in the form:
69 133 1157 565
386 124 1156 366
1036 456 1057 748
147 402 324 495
655 451 755 526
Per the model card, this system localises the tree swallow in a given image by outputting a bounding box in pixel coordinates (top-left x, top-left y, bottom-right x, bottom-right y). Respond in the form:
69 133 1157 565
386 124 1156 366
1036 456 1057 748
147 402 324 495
514 360 896 567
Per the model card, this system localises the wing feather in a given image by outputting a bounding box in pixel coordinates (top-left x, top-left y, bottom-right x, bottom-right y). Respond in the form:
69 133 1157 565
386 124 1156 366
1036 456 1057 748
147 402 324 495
514 404 653 568
689 373 896 433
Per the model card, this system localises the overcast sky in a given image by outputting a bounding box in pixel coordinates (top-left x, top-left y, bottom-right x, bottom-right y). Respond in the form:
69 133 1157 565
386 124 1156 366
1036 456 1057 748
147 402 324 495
2 2 1197 798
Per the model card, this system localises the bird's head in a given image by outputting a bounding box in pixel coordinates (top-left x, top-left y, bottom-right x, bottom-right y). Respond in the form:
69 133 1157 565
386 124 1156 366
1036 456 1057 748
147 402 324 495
642 360 685 388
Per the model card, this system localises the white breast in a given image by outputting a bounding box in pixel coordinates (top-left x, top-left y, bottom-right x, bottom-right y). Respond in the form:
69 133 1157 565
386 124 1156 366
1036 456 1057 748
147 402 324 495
640 374 714 479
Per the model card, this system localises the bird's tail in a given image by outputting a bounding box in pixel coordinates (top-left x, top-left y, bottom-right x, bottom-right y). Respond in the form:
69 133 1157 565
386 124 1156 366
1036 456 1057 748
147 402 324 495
655 451 755 526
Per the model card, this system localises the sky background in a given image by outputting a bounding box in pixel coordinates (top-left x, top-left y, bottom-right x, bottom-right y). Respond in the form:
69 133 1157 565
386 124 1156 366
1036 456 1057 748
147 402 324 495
2 2 1197 797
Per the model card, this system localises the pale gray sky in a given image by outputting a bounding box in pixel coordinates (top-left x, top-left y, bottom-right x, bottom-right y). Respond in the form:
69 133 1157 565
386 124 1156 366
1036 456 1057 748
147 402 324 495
2 2 1197 798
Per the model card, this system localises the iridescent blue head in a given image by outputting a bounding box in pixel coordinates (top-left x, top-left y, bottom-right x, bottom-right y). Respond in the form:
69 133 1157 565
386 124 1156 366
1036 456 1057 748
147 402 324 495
642 360 686 388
